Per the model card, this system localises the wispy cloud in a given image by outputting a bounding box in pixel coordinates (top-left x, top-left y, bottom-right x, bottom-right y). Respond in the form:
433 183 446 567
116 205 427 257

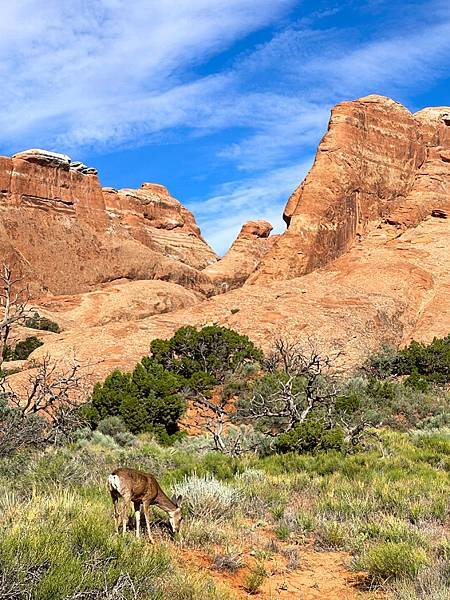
2 1 450 252
0 0 294 151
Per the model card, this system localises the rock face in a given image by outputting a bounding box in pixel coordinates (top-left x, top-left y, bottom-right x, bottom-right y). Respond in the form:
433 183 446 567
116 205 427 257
250 95 450 284
203 220 276 290
34 279 202 330
2 96 450 385
103 183 217 271
0 150 217 297
31 213 449 379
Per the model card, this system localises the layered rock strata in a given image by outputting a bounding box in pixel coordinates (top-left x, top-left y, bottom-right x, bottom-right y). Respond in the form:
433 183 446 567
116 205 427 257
0 149 217 297
103 183 217 271
29 213 449 380
250 95 450 283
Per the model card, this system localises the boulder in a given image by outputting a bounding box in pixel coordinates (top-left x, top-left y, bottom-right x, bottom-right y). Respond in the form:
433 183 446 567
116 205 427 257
204 220 276 291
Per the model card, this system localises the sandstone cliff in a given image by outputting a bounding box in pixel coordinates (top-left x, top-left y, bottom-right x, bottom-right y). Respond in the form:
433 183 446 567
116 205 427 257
30 212 449 379
0 150 217 297
2 95 449 383
250 95 449 283
103 182 217 270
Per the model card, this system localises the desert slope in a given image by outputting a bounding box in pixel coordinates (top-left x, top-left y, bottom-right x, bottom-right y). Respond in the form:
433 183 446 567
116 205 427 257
31 213 449 379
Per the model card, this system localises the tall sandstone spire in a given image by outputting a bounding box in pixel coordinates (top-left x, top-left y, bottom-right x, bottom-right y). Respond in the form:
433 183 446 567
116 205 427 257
249 95 450 284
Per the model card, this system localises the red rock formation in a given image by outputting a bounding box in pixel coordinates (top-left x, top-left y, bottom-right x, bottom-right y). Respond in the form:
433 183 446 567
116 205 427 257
0 150 217 297
250 95 449 284
203 220 276 290
31 212 449 379
34 279 202 330
387 107 450 227
3 96 450 385
103 183 217 270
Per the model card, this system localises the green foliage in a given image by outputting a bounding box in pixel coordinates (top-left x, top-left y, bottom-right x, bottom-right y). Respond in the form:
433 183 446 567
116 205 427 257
0 487 172 599
365 343 399 378
90 359 185 437
360 541 429 582
398 336 450 384
25 311 60 333
150 325 262 385
275 420 345 453
0 427 448 597
2 336 43 361
89 326 262 438
243 563 267 594
96 416 135 446
367 335 450 385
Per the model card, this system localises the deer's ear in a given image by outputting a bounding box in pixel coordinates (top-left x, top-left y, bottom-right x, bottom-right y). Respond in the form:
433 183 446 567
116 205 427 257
177 494 183 505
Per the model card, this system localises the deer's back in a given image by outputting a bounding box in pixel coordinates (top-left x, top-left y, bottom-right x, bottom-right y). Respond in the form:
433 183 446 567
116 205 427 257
111 467 160 502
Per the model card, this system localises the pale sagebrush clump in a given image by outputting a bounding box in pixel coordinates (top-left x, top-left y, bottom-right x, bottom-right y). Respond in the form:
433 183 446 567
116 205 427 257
213 547 246 572
391 560 450 600
235 468 267 484
180 519 230 549
172 474 243 521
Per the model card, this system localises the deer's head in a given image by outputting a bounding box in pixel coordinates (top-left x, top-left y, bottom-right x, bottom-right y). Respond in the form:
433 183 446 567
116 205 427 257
169 494 183 533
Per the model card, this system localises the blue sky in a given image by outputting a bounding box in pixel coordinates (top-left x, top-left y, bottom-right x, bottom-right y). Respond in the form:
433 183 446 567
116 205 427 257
1 1 450 254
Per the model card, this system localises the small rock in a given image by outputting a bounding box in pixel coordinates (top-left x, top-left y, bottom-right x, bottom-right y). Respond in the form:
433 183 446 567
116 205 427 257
431 209 448 219
13 148 71 168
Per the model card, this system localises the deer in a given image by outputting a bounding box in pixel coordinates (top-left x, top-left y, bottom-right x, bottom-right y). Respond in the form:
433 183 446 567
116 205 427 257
107 467 183 542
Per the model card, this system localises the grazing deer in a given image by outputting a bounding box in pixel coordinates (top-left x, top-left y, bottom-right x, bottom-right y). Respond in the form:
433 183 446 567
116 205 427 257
107 467 183 541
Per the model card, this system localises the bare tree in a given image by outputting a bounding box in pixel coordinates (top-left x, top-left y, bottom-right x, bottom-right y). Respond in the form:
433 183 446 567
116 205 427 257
0 356 91 455
0 264 30 367
189 391 229 453
236 338 341 436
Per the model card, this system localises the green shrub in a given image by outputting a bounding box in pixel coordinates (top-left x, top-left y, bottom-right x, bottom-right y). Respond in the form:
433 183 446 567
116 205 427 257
90 359 185 437
96 416 128 438
2 336 43 361
89 325 262 438
244 562 267 594
365 343 400 378
360 541 429 582
95 417 136 446
316 520 348 550
150 325 262 385
366 336 449 385
275 421 345 453
398 336 449 384
25 312 60 333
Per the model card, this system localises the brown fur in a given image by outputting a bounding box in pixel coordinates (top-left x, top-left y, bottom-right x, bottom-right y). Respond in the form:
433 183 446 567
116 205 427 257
108 467 182 541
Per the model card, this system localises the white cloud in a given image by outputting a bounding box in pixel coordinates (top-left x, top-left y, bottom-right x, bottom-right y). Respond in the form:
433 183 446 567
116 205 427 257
303 22 450 96
2 0 450 255
0 0 294 151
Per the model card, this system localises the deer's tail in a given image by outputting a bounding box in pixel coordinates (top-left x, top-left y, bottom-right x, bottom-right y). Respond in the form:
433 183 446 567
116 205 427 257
108 473 122 494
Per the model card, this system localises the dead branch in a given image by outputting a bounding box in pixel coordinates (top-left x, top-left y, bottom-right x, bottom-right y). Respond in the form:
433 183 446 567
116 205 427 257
0 355 93 454
237 338 340 436
0 264 31 366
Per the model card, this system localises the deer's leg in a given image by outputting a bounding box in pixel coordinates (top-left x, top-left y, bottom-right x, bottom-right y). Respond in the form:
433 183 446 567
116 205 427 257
134 501 141 539
110 490 120 534
120 496 131 534
142 501 154 543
